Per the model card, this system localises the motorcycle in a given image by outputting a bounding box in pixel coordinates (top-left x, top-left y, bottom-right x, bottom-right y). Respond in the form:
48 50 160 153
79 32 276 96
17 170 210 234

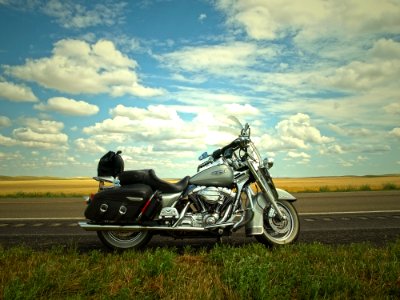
78 117 300 250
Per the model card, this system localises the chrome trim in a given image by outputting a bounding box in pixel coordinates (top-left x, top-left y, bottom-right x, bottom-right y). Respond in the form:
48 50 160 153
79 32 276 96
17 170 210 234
247 161 285 220
126 197 142 202
78 222 206 232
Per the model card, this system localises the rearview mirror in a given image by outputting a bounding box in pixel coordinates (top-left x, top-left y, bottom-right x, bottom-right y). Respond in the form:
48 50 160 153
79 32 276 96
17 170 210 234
198 152 209 160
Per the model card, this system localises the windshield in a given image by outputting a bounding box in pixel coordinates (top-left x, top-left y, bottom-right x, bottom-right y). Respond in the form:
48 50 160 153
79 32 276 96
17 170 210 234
227 115 243 131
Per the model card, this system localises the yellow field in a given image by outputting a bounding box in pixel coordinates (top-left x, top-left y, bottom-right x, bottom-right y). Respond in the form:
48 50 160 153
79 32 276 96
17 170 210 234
0 178 99 196
0 175 399 196
274 176 400 192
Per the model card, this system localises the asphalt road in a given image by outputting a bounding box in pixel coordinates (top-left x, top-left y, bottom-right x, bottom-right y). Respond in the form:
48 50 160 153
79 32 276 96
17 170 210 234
0 191 399 251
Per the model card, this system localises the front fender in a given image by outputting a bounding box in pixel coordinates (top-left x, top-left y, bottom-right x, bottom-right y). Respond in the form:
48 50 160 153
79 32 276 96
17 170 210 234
245 188 296 236
276 188 296 201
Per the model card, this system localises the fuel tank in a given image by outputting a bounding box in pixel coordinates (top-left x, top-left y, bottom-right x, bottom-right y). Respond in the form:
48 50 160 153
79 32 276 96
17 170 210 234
190 164 233 187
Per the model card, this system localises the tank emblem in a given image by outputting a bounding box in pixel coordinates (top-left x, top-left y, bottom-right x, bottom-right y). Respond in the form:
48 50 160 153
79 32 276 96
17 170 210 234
211 169 226 176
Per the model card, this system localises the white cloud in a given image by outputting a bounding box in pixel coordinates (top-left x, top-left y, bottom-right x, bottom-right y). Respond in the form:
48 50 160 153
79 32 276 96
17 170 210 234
84 104 186 141
4 39 164 97
0 118 68 150
198 13 207 22
328 124 373 138
383 103 400 115
0 116 11 127
216 0 400 42
0 81 38 102
13 128 67 144
312 39 400 92
319 144 345 155
0 134 18 147
222 103 260 116
276 113 334 145
34 97 99 116
21 118 64 134
42 0 127 29
110 104 180 121
259 113 334 153
74 138 106 153
287 151 310 159
389 128 400 138
158 41 276 76
370 38 400 60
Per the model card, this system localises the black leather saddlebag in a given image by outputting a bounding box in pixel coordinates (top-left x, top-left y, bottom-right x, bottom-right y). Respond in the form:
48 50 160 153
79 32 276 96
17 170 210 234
84 184 160 223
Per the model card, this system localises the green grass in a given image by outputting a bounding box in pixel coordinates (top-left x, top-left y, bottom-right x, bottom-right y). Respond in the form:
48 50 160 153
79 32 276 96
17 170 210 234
1 240 400 299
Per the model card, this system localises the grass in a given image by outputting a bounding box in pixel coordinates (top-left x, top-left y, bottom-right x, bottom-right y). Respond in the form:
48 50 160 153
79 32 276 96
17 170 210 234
1 241 400 299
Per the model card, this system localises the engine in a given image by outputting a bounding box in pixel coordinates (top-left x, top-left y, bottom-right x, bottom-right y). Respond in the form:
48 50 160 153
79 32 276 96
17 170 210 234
181 186 236 227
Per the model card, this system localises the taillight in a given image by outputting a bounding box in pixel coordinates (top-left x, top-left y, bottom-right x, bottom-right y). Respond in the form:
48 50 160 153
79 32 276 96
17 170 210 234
84 193 95 205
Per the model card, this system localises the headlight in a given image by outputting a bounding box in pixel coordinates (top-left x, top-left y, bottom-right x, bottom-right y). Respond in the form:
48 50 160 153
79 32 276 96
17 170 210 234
263 157 274 169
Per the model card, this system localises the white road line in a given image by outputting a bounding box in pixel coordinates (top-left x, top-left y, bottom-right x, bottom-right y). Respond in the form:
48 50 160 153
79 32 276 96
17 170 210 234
299 210 400 216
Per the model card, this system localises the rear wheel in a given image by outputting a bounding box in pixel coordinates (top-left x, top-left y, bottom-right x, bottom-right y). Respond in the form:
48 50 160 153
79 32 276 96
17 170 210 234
255 200 300 246
97 231 152 250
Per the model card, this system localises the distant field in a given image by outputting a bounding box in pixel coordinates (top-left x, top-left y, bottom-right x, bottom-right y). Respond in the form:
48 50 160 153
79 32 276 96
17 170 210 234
274 175 400 192
0 178 99 197
0 175 399 197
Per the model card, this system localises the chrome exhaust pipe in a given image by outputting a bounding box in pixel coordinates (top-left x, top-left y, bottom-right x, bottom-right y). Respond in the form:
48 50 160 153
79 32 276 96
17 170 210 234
78 222 206 232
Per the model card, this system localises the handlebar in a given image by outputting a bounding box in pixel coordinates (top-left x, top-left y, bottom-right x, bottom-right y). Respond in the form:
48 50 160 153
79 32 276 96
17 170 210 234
197 122 253 171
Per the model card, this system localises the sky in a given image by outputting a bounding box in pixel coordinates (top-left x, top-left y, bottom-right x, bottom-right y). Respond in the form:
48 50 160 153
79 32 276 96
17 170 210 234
0 0 399 179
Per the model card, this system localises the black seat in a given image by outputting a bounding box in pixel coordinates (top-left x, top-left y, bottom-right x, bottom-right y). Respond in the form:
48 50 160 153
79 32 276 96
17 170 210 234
119 169 190 193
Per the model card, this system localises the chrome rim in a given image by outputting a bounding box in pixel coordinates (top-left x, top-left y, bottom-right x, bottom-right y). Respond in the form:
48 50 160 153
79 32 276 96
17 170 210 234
105 231 147 248
264 203 294 242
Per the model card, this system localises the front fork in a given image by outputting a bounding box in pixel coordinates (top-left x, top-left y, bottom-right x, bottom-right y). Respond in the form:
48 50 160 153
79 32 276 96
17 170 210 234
247 162 286 220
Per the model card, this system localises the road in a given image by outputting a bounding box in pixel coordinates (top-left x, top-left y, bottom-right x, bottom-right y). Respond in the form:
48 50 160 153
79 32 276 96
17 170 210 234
0 191 399 250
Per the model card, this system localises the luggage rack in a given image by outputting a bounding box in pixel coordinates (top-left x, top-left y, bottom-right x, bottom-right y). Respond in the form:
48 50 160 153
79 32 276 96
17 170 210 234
93 176 120 191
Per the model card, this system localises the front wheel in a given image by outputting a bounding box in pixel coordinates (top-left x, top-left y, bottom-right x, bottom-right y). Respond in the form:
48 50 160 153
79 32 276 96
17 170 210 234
97 230 152 251
255 200 300 246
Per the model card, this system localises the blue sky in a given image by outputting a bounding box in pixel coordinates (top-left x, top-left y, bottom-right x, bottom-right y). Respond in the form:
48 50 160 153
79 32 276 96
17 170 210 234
0 0 399 178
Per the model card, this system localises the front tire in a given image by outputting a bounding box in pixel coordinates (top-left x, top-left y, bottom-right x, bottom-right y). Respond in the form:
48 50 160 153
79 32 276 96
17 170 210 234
255 200 300 246
97 230 152 251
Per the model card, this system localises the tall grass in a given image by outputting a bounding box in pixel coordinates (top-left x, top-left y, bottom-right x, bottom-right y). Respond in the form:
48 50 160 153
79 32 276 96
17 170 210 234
1 240 399 299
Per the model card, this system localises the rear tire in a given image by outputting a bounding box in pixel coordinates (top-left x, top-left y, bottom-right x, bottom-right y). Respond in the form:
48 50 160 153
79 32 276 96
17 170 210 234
255 200 300 247
97 230 152 251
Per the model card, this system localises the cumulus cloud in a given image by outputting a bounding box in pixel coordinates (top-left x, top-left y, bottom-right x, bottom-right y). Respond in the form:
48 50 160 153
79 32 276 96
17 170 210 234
157 41 276 76
312 39 400 92
84 105 186 141
216 0 400 42
21 118 64 134
0 118 68 149
389 128 400 138
276 113 334 145
328 124 373 138
0 81 38 102
34 97 99 116
0 116 11 127
13 128 67 144
259 113 334 153
4 39 164 97
74 138 106 153
383 103 400 115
